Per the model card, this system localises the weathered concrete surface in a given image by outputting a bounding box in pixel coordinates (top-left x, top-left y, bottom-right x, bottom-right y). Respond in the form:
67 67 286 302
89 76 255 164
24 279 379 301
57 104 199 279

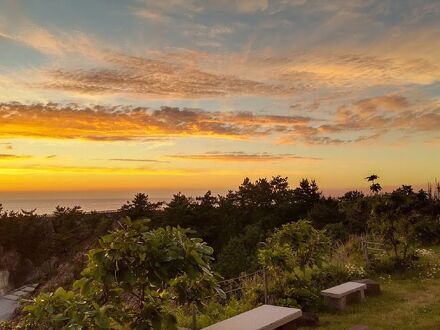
321 282 366 299
202 305 302 330
321 282 366 311
0 284 38 321
0 298 19 320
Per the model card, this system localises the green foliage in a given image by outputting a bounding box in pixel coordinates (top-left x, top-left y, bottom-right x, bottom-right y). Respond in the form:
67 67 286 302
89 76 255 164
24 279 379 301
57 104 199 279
19 220 220 330
176 298 254 329
368 185 435 261
119 193 162 220
0 205 114 286
257 221 330 312
259 220 330 274
21 287 114 329
215 224 263 277
307 197 344 229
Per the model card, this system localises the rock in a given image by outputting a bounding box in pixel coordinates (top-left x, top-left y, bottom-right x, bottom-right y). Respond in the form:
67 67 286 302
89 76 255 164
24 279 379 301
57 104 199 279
0 271 10 294
0 248 20 274
0 296 19 321
296 311 319 327
353 279 381 296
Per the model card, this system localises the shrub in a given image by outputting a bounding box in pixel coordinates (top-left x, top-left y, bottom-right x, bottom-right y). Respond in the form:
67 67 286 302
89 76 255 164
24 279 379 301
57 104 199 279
258 220 330 275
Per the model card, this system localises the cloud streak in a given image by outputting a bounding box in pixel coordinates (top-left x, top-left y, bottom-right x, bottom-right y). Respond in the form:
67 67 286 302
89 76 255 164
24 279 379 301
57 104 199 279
107 158 168 163
0 153 32 160
168 152 322 162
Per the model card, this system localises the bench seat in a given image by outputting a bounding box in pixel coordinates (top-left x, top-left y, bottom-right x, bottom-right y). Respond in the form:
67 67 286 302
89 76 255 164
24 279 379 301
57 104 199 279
321 282 366 310
202 304 302 330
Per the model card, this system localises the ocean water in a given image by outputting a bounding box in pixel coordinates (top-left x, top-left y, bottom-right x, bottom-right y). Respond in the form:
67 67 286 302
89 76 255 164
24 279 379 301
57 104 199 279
0 198 167 215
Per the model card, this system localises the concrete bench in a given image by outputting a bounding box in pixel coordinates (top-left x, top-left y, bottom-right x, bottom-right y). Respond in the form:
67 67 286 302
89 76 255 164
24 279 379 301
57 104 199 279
202 304 302 330
353 279 381 296
321 282 366 310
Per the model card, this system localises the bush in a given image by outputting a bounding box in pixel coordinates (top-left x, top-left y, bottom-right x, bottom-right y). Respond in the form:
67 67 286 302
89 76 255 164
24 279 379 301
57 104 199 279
310 264 351 289
368 254 418 275
258 220 330 274
267 272 322 312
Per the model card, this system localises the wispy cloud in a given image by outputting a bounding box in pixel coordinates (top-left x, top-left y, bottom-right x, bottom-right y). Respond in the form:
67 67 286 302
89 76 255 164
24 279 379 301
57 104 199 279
0 153 32 160
0 25 98 58
2 17 438 101
43 52 295 98
133 9 170 23
36 48 440 100
107 158 168 163
0 143 13 150
168 151 322 162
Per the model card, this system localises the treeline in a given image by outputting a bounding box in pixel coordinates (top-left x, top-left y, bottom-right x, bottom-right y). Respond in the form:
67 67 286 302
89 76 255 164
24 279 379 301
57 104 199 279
1 176 440 285
120 176 440 277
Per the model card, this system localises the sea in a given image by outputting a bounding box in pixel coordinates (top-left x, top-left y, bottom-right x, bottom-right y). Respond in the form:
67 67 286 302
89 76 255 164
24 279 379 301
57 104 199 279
0 198 168 215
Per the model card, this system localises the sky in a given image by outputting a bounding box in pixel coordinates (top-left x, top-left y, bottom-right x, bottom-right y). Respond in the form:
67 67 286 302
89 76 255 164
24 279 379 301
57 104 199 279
0 0 439 199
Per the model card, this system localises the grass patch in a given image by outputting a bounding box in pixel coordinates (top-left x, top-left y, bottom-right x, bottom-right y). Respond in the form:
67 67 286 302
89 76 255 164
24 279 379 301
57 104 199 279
303 278 440 330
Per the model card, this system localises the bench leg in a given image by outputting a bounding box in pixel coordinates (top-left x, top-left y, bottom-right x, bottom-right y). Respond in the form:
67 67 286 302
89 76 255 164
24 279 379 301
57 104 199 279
346 289 366 304
351 289 365 303
324 296 346 311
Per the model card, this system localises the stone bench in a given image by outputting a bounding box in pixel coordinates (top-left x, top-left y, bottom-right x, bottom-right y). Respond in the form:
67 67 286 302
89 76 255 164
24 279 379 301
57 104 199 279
321 282 366 311
353 279 381 296
202 304 302 330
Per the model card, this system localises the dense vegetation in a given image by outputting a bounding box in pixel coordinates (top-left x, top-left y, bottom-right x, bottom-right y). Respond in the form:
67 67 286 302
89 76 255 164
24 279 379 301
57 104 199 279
0 175 440 329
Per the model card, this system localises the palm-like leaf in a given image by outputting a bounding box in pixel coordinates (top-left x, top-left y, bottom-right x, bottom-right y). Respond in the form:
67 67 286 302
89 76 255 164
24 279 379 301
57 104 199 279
365 174 379 182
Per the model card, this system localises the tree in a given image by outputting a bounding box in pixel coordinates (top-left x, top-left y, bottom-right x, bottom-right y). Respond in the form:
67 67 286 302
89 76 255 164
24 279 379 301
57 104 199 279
120 193 162 220
369 185 424 261
215 224 264 277
20 219 220 329
365 174 382 194
162 193 196 228
292 179 322 218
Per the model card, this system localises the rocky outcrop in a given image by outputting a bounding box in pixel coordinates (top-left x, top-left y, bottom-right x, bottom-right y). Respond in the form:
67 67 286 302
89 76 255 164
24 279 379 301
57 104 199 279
0 271 10 294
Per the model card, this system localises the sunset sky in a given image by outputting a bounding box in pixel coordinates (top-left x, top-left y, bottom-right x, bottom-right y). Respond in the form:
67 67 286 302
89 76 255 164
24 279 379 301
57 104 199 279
0 0 439 199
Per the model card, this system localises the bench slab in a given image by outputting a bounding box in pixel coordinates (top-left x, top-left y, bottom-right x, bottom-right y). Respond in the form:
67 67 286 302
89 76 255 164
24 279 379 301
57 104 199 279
202 305 302 330
321 282 366 299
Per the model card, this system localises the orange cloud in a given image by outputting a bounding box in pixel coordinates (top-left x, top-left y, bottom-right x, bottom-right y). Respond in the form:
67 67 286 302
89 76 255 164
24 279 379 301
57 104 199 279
333 95 439 132
0 102 311 141
1 97 437 146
